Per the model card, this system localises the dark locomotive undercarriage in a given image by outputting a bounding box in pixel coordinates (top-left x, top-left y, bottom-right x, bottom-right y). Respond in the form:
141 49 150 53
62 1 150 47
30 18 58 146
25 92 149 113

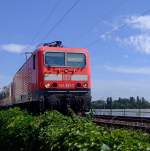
11 88 91 114
37 88 91 114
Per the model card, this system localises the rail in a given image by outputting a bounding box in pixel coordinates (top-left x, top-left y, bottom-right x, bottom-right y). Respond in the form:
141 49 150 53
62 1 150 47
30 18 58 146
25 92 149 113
93 115 150 132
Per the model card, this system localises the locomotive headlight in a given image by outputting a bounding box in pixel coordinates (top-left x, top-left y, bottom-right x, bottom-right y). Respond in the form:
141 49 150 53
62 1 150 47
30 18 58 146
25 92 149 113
83 83 88 88
52 82 58 88
45 83 51 88
76 83 82 88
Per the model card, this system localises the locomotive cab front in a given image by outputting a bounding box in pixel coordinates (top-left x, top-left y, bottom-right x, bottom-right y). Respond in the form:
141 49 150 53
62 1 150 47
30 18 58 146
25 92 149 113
38 42 91 113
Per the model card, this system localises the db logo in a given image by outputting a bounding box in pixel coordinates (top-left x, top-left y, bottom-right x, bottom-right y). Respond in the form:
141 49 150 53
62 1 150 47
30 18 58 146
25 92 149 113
62 74 71 81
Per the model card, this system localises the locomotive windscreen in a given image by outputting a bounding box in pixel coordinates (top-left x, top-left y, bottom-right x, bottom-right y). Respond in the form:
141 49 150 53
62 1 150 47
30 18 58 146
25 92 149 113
45 52 65 66
45 52 86 67
67 53 86 67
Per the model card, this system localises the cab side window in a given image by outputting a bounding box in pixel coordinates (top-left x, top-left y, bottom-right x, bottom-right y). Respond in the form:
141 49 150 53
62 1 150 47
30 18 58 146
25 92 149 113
33 54 36 69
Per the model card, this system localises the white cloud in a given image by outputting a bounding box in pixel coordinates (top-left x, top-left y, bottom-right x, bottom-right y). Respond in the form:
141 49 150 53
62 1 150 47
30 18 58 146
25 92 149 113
100 15 150 54
116 34 150 54
100 23 124 40
120 16 150 54
125 15 150 30
0 43 30 53
104 65 150 75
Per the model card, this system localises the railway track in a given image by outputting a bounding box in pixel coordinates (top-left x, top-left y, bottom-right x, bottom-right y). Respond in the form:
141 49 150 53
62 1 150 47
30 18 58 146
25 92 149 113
93 115 150 132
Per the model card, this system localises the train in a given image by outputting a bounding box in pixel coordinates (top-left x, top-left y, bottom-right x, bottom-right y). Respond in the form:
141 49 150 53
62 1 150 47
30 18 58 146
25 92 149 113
0 41 91 113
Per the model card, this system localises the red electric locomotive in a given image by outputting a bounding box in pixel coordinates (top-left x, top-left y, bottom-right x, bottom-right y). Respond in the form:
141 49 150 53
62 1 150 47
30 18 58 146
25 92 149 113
3 41 91 113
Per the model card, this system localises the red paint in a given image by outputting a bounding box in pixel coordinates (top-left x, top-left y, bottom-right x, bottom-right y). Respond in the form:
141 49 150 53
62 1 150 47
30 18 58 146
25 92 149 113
12 45 91 103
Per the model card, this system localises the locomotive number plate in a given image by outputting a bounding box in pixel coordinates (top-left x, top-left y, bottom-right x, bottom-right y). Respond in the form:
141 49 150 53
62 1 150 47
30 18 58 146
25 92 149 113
59 83 74 88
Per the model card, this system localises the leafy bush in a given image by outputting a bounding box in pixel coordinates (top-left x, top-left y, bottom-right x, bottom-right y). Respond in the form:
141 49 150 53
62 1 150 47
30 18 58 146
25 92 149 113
0 108 40 151
0 108 150 151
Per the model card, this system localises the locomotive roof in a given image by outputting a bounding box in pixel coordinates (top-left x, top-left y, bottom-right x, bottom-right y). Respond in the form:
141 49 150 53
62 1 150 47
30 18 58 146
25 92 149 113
37 46 89 53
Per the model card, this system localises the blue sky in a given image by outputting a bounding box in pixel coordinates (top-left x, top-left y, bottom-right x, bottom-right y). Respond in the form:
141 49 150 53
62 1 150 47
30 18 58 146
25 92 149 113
1 0 150 100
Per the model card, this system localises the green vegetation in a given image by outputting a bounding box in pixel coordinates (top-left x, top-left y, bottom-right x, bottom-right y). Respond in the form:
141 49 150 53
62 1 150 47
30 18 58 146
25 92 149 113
0 108 150 151
92 96 150 109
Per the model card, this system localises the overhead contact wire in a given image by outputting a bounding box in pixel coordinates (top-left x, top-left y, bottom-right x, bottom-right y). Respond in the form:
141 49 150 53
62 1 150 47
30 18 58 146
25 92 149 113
40 0 81 41
30 0 61 45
